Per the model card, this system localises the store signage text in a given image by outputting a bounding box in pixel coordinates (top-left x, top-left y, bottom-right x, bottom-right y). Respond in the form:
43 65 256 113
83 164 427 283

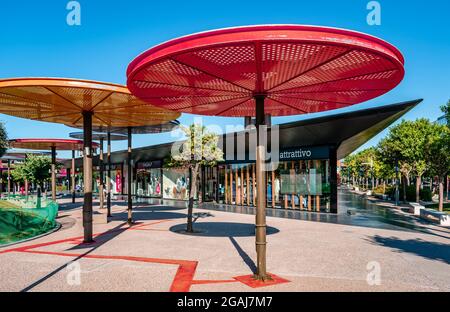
279 146 329 160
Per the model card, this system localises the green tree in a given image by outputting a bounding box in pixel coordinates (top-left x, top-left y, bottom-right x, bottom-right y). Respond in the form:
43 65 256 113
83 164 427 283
343 153 359 187
0 122 8 158
425 125 450 211
440 100 450 202
10 162 26 184
14 155 58 204
377 119 435 203
165 124 223 232
440 99 450 126
344 148 384 190
357 147 383 190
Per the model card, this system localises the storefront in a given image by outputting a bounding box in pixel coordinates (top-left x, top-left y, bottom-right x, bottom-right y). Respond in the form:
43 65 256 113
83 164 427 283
218 145 336 212
135 161 162 197
66 99 422 214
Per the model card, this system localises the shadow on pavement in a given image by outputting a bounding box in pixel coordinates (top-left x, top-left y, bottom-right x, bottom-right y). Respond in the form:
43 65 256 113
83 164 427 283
133 205 186 212
229 236 257 273
368 235 450 264
20 221 130 292
169 222 280 237
57 202 84 211
109 211 187 221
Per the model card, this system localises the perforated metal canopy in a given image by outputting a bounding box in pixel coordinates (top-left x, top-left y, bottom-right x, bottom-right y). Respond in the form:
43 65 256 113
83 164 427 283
8 138 98 151
0 78 181 127
69 132 128 141
68 120 180 135
127 25 405 117
2 150 51 158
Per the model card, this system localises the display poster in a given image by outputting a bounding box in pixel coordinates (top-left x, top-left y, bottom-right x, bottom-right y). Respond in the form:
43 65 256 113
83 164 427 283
162 168 190 200
115 170 122 193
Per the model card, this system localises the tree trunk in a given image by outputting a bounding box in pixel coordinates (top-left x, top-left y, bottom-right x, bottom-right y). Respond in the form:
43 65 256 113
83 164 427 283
37 184 42 208
187 163 200 233
402 176 407 203
415 175 421 203
438 178 444 212
446 176 449 203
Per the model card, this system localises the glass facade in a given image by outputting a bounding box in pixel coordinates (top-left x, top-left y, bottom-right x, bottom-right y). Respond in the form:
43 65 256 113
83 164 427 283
218 159 332 212
93 164 122 195
162 167 190 200
111 167 122 195
108 145 336 213
136 168 162 197
203 166 217 202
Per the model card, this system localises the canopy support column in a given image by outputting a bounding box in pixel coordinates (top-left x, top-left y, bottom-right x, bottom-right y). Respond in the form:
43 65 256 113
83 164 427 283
71 150 76 203
83 111 93 243
127 127 133 225
7 160 11 196
99 137 104 210
24 154 28 199
330 146 338 213
254 94 270 281
51 146 56 202
107 131 112 217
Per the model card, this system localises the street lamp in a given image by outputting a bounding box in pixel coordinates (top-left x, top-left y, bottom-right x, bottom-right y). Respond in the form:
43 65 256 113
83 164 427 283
394 159 400 206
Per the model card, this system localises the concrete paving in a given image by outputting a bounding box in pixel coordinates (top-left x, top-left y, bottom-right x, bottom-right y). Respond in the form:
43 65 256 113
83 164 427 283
0 194 449 292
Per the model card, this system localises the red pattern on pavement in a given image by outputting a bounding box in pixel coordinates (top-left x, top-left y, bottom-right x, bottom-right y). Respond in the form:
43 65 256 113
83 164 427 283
0 220 289 291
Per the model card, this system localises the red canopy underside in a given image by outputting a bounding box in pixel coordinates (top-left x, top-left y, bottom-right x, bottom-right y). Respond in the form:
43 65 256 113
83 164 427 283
9 139 98 151
127 25 405 117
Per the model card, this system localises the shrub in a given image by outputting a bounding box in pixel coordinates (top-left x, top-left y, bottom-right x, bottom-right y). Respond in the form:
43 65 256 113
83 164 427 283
385 184 432 202
373 185 387 195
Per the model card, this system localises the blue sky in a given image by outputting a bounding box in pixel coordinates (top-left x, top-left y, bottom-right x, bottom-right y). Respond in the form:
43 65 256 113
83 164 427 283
0 0 448 158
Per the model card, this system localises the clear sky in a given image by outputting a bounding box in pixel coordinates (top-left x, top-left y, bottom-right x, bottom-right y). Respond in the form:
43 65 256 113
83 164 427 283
0 0 448 158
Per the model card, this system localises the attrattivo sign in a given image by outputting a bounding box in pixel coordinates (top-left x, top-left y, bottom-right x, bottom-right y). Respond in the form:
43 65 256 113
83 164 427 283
279 146 330 161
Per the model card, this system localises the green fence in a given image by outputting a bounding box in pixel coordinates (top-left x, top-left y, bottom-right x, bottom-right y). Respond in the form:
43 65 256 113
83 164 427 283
0 195 58 245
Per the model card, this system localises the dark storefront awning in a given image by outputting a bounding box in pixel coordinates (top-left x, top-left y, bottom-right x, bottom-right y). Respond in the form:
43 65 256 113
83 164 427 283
272 99 422 159
64 99 422 168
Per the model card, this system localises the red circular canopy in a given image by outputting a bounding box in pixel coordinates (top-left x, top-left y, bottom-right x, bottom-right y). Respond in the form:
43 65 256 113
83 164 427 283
9 138 99 151
127 25 405 117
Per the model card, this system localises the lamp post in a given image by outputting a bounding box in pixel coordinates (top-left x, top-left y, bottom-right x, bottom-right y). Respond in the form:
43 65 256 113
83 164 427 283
395 159 400 206
107 131 112 217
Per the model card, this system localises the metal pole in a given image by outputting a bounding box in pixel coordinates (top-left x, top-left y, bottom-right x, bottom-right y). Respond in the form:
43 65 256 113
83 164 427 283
7 160 11 197
83 111 93 243
330 146 338 213
99 137 104 210
107 131 112 217
67 167 70 197
254 94 269 281
71 150 76 203
395 159 399 206
51 146 56 202
24 154 28 199
127 127 133 225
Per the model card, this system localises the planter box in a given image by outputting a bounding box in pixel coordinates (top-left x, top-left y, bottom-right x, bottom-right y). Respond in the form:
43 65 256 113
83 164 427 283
420 208 450 226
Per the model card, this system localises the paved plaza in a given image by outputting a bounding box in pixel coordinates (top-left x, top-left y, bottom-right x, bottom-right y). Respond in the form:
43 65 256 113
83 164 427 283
0 192 449 292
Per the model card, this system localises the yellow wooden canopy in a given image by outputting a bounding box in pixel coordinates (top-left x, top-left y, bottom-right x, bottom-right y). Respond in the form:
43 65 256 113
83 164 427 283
0 78 180 127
